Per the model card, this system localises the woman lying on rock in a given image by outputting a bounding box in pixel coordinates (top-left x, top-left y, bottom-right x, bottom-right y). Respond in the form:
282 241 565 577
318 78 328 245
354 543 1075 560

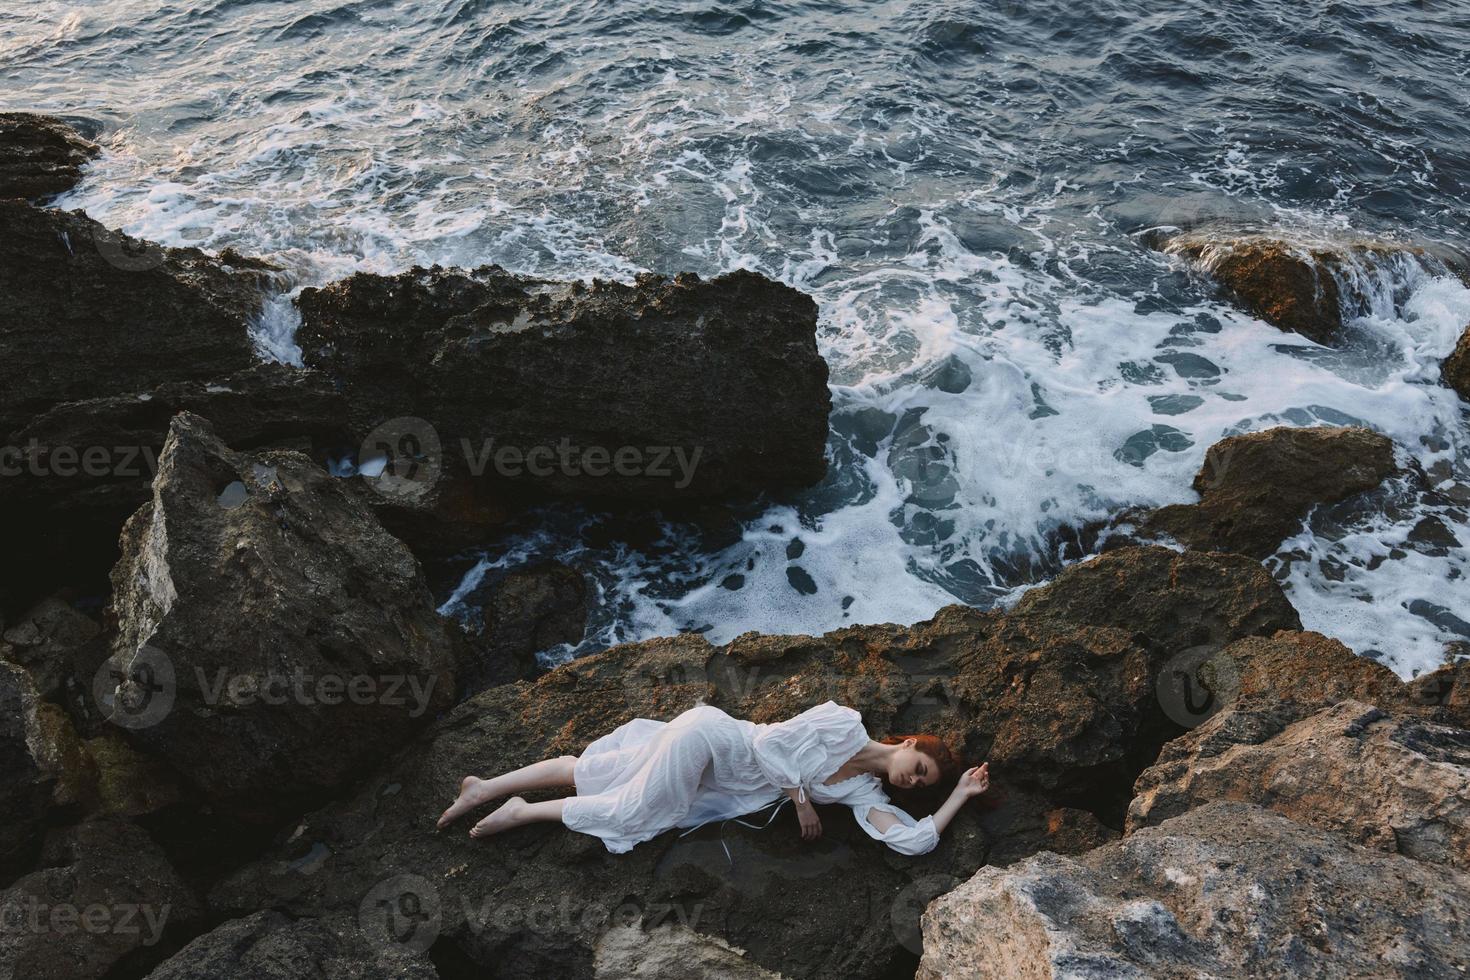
437 700 990 854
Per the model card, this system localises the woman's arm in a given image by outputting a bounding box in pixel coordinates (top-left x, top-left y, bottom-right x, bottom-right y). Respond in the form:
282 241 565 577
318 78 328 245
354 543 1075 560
870 763 991 837
855 763 989 855
930 763 990 835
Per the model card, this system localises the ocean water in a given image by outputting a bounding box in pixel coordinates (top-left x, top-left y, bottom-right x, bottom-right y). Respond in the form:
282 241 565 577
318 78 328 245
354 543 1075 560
6 0 1469 677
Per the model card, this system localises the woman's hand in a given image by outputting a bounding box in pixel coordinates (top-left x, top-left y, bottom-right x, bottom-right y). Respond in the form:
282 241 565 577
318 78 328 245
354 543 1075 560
955 762 990 799
796 800 823 841
930 763 992 837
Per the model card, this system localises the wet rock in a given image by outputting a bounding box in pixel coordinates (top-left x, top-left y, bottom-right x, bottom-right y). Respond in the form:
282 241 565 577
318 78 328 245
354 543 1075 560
144 910 437 980
359 455 517 567
1444 326 1470 401
917 802 1470 980
0 202 270 437
296 266 831 502
103 413 457 822
0 596 102 700
0 112 99 200
3 362 350 608
0 819 202 980
0 203 317 607
1129 700 1470 870
1155 228 1441 344
456 561 590 691
0 663 54 872
209 547 1295 979
1133 425 1397 558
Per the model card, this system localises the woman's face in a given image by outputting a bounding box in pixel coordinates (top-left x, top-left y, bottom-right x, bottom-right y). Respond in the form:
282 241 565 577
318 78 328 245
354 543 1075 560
887 740 939 789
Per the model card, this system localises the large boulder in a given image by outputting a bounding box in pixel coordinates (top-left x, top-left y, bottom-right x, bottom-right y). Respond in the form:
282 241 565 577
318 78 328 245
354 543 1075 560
1154 227 1448 344
0 819 201 980
296 266 831 504
917 802 1470 979
1131 426 1397 558
101 413 457 822
144 911 437 980
1444 326 1470 401
1129 700 1470 870
0 113 99 200
209 547 1297 979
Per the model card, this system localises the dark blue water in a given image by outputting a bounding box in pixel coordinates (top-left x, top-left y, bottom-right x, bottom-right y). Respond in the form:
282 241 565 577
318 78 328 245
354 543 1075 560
5 0 1469 673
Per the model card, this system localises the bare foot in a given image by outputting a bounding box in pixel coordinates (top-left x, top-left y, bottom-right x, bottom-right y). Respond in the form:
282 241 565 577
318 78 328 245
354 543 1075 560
437 776 497 829
469 796 527 839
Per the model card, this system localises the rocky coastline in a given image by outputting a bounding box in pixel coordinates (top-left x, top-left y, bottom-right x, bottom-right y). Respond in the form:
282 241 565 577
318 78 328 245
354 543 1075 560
3 111 1470 979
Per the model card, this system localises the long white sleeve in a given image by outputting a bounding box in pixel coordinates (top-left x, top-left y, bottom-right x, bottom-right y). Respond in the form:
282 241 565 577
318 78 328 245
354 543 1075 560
749 701 868 799
852 802 940 855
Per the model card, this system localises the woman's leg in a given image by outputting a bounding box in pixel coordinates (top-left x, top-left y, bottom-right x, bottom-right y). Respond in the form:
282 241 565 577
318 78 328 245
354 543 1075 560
469 797 565 838
437 756 577 828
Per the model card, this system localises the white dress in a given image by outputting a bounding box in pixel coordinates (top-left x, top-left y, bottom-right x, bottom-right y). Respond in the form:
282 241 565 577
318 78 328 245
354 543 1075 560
561 701 940 856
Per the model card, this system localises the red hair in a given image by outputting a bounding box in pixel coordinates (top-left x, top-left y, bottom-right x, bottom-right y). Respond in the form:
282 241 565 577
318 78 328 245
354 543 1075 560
879 734 963 792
